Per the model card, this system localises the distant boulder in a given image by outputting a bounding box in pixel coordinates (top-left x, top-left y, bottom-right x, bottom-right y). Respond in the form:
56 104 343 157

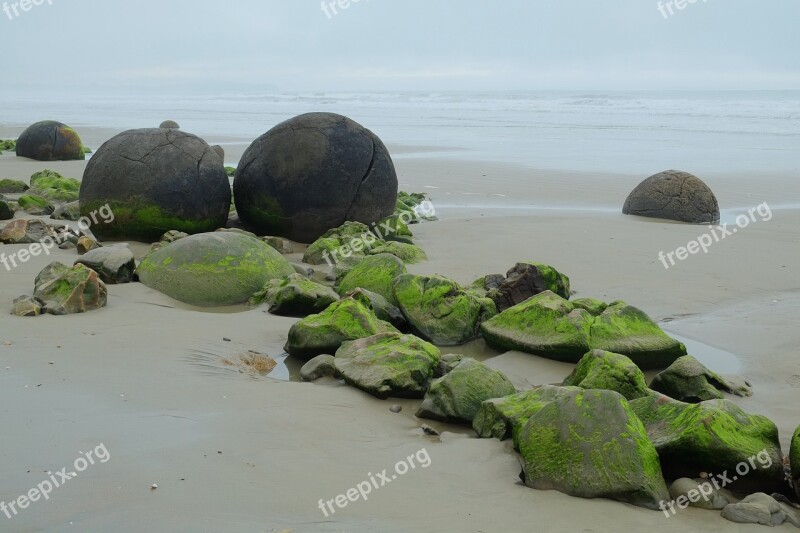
623 170 719 224
80 128 231 241
16 121 85 161
159 120 180 129
234 112 398 242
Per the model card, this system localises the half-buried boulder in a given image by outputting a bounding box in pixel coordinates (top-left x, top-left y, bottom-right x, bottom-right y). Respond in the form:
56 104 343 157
518 388 669 510
650 355 752 402
74 246 136 284
337 253 406 306
623 170 720 224
16 121 85 161
284 298 398 360
33 262 107 315
480 291 687 369
29 170 80 203
334 332 440 399
393 274 497 346
417 358 515 424
630 393 785 493
137 232 294 306
562 349 649 401
80 128 231 240
1 219 57 244
233 112 398 242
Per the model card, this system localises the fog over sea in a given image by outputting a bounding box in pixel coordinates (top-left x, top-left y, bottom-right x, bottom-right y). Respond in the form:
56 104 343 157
1 91 798 175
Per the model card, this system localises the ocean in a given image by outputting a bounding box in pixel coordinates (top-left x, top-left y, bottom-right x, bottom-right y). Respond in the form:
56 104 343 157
1 90 798 175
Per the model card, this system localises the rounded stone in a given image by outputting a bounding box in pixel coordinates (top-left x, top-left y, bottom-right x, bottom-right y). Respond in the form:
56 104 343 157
79 128 231 241
623 170 720 224
233 112 398 243
16 120 84 161
136 232 295 307
159 120 180 129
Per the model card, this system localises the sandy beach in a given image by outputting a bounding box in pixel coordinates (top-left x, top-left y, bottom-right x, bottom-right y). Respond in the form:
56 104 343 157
0 122 797 532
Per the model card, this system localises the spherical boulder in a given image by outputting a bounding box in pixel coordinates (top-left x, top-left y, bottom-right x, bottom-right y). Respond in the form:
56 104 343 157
16 120 84 161
80 129 231 241
136 232 295 306
623 170 719 224
233 112 398 243
159 120 180 129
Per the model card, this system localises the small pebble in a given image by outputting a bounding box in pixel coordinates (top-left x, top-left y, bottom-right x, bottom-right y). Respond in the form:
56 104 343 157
223 337 231 342
389 405 402 413
150 484 158 490
421 424 440 436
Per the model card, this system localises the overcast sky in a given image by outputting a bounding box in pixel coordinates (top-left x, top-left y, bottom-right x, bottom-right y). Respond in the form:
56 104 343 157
2 0 799 94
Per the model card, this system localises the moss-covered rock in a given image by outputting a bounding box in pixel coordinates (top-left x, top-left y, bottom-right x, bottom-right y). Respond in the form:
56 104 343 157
369 241 427 263
225 166 236 177
300 354 338 381
337 253 407 306
791 426 800 501
334 332 440 399
0 139 16 152
562 349 649 401
250 273 340 317
137 232 294 306
393 274 497 346
0 196 14 220
345 287 407 329
572 297 608 315
629 393 785 493
284 298 399 360
417 358 515 424
518 388 669 510
490 262 571 312
29 170 80 202
650 355 752 402
473 385 583 445
374 214 414 244
16 121 84 161
33 262 107 315
0 178 28 193
18 194 54 215
480 291 687 369
302 221 379 265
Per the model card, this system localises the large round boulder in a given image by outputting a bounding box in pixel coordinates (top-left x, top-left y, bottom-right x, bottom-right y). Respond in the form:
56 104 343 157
233 113 398 242
623 170 720 224
16 120 84 161
136 232 295 307
80 129 231 241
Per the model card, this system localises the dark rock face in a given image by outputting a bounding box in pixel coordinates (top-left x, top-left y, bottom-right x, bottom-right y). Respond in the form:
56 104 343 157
234 113 398 243
16 121 84 161
623 170 720 224
79 129 231 241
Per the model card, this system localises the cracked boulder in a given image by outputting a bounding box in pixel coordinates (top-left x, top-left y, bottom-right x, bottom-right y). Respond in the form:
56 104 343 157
623 170 720 224
79 128 231 241
233 113 398 243
15 121 85 161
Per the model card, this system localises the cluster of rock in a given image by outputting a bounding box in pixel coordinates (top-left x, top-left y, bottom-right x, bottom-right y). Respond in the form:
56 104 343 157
0 170 82 221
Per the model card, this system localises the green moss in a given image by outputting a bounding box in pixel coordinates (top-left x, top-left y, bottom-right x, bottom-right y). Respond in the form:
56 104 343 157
369 242 427 263
58 126 86 161
18 194 52 211
337 253 407 306
562 350 649 400
0 178 27 193
225 166 236 177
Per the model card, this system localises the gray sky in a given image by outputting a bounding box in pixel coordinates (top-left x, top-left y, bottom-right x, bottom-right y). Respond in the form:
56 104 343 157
2 0 799 94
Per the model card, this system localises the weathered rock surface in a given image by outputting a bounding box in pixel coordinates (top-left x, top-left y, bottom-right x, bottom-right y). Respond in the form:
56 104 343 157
75 246 136 284
16 121 85 161
650 355 752 402
562 349 649 401
33 262 107 315
623 170 720 224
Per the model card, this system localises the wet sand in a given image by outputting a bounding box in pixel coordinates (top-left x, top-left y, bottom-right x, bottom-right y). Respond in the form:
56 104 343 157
0 126 798 532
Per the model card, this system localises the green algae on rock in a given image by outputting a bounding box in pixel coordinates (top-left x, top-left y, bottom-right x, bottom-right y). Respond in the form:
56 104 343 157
137 232 294 307
334 332 440 399
250 273 340 317
650 355 752 402
16 121 85 161
29 170 80 202
0 178 28 193
480 290 686 369
490 261 572 312
417 358 516 424
303 221 378 265
33 262 107 315
562 349 649 401
369 241 427 264
18 193 54 215
791 426 800 500
518 388 669 510
629 393 786 493
393 274 497 346
284 298 399 361
473 385 583 445
337 253 407 306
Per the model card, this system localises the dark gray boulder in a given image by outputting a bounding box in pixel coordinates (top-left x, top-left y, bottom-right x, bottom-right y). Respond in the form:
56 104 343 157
15 121 85 161
159 120 180 129
233 113 398 242
80 129 231 241
623 170 720 224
